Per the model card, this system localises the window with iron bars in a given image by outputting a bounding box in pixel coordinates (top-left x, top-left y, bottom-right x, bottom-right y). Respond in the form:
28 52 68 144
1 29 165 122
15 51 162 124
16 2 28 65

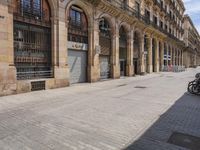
13 0 53 80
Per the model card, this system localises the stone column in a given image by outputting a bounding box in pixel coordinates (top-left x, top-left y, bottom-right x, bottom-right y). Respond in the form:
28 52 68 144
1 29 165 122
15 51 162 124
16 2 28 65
87 19 100 82
0 1 17 96
160 41 164 71
182 51 184 67
154 38 159 72
53 6 69 88
166 44 169 66
140 33 145 75
126 28 134 76
170 46 173 66
183 50 187 68
176 50 178 66
179 50 181 66
111 21 120 79
147 35 153 73
194 52 197 67
172 47 175 66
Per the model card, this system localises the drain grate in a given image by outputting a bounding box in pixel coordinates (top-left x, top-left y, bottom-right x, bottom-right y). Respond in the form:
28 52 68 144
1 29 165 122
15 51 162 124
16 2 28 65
117 84 127 87
166 76 174 78
168 132 200 150
134 86 147 89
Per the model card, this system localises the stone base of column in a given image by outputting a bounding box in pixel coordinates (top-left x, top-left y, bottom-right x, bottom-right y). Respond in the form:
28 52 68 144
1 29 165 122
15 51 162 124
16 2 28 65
0 64 17 96
126 65 134 76
154 64 160 73
111 65 120 79
139 63 146 75
87 65 100 82
147 65 153 73
54 66 69 87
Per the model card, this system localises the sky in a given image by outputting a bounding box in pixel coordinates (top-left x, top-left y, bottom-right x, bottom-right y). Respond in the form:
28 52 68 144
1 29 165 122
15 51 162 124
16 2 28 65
183 0 200 33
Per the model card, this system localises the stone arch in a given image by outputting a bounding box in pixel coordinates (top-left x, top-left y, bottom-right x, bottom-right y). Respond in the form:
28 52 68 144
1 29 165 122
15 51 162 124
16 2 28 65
119 22 130 39
97 13 115 36
65 2 91 84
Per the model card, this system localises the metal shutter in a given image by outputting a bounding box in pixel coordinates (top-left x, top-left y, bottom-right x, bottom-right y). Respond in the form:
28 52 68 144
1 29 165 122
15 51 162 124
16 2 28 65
68 50 87 84
100 56 110 79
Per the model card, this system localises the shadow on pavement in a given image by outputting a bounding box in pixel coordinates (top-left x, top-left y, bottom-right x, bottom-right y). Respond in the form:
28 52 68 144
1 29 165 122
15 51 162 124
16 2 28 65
123 93 200 150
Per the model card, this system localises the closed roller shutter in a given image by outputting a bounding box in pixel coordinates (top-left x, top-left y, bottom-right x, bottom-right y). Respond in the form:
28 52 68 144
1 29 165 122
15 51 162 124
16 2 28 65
68 50 87 84
100 56 110 79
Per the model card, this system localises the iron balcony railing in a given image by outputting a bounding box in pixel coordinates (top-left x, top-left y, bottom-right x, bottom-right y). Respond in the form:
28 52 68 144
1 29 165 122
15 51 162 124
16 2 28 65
16 66 53 80
105 0 183 43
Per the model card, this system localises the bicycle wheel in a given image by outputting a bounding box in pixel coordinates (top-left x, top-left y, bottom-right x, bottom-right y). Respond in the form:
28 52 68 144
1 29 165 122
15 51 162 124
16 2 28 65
192 84 200 95
188 84 194 94
188 80 196 94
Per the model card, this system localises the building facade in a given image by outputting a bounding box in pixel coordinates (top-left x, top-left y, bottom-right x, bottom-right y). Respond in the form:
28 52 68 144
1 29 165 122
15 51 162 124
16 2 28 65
183 15 200 68
0 0 196 96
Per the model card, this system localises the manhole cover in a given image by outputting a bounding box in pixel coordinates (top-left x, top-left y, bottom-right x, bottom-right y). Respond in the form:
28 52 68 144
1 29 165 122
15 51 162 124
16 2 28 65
134 86 147 89
168 132 200 150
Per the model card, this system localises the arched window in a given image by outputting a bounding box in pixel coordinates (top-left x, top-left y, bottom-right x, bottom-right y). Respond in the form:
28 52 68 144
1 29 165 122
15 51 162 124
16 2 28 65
68 5 88 44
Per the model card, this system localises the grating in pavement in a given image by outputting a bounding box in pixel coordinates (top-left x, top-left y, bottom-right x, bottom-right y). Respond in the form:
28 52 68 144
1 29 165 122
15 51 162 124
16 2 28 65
117 84 127 87
134 86 147 89
166 76 174 78
168 132 200 150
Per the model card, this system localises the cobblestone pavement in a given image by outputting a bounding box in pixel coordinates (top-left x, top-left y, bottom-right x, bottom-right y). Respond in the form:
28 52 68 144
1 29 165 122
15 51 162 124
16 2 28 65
0 68 200 150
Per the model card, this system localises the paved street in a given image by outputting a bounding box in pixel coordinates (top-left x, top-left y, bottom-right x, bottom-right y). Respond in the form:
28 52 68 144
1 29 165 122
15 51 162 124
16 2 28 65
0 68 200 150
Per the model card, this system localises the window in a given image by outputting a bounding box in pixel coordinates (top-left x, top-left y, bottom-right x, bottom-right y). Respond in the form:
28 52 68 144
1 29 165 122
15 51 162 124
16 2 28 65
135 2 140 17
160 21 163 28
145 10 150 23
153 16 157 25
70 9 81 27
68 6 88 44
165 24 168 31
22 0 41 18
161 1 164 8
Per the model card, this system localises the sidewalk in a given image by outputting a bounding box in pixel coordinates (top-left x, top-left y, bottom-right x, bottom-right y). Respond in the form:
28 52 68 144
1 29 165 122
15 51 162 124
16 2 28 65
0 68 199 150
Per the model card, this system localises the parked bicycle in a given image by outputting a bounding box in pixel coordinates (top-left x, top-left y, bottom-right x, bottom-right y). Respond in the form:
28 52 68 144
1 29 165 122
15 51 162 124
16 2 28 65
188 73 200 95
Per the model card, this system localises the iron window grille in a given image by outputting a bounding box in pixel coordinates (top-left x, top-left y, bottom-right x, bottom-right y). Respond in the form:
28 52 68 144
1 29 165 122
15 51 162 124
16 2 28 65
13 0 53 80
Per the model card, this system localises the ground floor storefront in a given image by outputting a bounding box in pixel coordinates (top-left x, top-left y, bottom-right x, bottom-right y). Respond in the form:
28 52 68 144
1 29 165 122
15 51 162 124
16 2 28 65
0 0 187 96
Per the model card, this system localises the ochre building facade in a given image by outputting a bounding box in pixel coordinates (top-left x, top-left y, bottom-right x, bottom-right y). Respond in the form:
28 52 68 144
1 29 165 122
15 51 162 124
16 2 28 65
183 15 200 68
0 0 198 96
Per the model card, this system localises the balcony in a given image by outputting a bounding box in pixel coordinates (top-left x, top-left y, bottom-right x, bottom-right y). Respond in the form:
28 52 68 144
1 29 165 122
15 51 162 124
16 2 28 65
85 0 184 43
